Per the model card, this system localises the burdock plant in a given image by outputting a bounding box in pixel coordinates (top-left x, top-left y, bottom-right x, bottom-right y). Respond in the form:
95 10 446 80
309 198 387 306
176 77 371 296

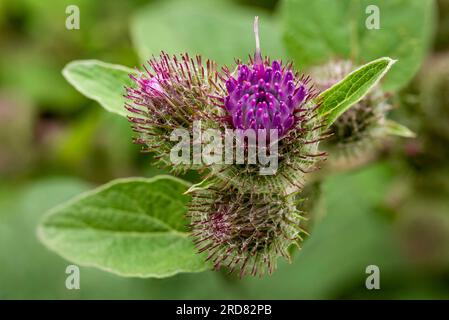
39 16 398 278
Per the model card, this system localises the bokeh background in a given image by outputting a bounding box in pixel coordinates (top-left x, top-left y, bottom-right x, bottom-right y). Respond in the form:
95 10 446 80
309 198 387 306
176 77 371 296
1 0 449 299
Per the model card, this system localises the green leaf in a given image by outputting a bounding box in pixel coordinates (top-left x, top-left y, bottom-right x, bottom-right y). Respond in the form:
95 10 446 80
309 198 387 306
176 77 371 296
282 0 436 92
383 119 416 138
131 0 285 65
318 57 396 127
63 60 136 117
38 176 209 278
2 178 233 299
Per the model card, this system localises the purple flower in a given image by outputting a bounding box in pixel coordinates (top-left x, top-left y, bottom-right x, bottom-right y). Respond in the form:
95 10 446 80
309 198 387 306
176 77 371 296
223 18 311 137
125 52 220 172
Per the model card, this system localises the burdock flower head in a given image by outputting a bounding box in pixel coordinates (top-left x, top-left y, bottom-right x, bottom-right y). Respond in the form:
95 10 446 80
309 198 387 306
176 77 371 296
188 186 305 277
125 52 221 172
210 17 325 195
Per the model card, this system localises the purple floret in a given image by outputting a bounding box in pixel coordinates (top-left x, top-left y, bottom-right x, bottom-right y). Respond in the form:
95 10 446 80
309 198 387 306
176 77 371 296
224 60 309 137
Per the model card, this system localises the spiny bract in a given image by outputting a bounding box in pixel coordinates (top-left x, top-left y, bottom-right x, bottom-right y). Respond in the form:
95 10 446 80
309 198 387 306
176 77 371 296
125 52 221 172
208 17 326 195
188 185 305 277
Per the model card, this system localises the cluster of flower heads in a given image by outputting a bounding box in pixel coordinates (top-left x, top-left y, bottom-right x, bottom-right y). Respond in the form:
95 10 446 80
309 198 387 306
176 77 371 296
311 60 392 162
125 17 327 276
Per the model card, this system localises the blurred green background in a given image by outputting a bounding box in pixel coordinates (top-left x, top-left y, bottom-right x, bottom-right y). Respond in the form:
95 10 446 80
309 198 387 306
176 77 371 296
1 0 449 299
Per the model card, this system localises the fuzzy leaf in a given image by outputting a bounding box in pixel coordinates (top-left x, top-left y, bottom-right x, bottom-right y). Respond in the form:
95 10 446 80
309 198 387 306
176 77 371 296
63 60 135 118
282 0 436 92
383 120 416 138
318 57 396 127
38 176 208 278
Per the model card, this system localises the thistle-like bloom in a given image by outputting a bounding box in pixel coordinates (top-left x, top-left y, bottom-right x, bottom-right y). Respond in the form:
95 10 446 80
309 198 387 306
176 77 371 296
188 186 305 277
125 52 220 171
210 18 325 195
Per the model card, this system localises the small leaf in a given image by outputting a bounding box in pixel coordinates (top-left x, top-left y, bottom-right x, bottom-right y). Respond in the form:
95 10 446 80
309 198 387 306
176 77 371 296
63 60 136 118
38 176 209 278
383 120 416 138
318 57 396 127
